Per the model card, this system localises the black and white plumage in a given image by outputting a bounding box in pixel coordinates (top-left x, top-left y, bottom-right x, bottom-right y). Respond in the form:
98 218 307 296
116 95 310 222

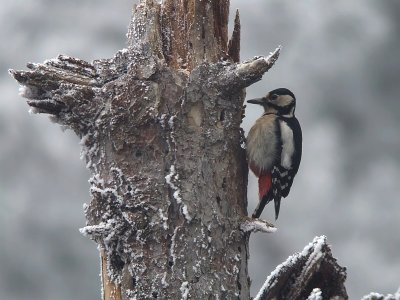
246 88 302 220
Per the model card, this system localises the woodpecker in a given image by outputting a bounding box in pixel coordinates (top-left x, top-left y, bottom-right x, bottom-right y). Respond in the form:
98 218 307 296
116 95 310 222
246 88 302 220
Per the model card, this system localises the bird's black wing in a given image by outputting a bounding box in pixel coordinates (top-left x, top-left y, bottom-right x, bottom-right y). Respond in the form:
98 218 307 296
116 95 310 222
271 166 283 219
279 117 302 197
271 117 302 218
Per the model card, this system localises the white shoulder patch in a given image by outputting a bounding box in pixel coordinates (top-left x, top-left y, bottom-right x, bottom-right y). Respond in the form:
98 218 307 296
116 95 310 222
279 120 295 169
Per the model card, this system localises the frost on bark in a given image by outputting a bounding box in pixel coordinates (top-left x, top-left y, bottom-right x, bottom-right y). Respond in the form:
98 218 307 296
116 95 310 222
10 1 279 299
362 288 400 300
254 236 348 300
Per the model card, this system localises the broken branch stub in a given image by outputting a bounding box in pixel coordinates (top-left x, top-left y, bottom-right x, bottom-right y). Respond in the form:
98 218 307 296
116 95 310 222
254 236 348 300
10 0 281 299
240 217 277 234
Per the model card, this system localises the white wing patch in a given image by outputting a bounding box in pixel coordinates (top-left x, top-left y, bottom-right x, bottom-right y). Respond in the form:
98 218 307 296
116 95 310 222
279 120 295 169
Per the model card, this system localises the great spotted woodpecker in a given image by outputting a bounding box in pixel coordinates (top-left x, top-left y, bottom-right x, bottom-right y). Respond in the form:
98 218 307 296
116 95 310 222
246 88 302 220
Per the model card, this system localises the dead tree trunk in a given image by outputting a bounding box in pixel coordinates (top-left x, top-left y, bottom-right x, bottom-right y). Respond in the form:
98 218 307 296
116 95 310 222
10 1 349 299
10 1 278 299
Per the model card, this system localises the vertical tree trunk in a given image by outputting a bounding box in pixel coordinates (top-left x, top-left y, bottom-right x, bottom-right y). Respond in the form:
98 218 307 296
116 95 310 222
10 1 279 299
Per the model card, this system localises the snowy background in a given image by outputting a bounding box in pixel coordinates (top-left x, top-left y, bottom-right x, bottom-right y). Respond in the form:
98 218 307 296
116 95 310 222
1 0 399 299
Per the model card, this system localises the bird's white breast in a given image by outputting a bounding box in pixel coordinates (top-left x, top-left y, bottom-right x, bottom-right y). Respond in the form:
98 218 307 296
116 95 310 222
279 120 294 169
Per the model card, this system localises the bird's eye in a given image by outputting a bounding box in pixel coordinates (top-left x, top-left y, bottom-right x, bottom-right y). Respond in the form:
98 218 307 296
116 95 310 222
270 94 278 100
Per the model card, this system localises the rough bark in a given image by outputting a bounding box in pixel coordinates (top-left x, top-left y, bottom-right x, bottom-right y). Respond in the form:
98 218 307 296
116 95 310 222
10 1 350 300
254 236 348 300
10 1 279 299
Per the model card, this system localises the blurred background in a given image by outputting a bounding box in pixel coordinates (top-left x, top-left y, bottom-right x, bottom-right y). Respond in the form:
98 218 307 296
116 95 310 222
1 0 399 299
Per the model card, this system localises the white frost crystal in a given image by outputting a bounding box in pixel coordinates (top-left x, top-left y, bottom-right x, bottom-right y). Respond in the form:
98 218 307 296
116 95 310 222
165 165 192 221
307 288 323 300
180 281 190 300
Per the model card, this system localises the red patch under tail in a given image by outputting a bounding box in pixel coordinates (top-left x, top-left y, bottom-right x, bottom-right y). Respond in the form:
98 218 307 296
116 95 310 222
258 174 272 200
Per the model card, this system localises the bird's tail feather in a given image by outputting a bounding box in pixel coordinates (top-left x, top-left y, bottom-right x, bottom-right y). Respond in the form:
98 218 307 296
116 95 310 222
274 198 281 220
252 193 272 218
252 174 272 218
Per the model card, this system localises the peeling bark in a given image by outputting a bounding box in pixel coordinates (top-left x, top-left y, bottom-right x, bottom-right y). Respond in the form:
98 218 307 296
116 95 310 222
228 9 241 63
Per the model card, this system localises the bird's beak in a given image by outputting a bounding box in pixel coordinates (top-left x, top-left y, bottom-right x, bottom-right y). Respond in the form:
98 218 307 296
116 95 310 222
247 98 265 105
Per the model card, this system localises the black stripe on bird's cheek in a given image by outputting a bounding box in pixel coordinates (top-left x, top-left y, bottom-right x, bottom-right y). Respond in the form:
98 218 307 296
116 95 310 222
268 102 294 115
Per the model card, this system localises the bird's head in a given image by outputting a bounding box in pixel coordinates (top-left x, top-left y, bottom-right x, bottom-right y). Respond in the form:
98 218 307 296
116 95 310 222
247 88 296 117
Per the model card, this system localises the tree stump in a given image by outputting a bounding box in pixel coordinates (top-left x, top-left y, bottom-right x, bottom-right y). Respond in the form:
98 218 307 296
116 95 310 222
10 1 279 299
